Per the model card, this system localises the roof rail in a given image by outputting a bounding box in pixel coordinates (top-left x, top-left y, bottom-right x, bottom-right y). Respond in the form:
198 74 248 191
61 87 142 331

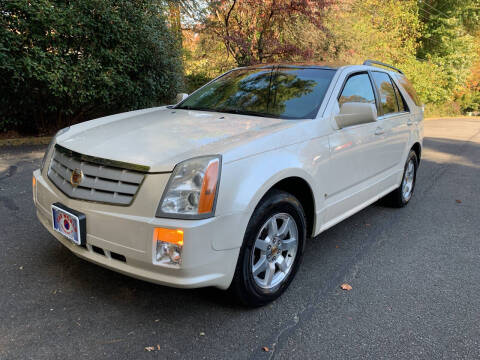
363 60 404 74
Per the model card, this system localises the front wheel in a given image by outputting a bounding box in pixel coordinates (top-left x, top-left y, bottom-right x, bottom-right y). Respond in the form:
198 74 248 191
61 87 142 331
387 150 418 207
229 190 306 307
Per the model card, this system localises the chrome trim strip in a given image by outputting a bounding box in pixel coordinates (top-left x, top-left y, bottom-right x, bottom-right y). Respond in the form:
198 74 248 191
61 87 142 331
55 144 150 173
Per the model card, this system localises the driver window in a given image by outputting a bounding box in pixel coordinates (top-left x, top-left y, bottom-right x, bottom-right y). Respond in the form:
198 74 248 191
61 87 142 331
339 73 376 107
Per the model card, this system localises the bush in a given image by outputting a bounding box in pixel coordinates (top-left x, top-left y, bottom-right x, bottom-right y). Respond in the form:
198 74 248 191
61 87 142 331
457 91 480 114
0 0 183 134
184 72 213 94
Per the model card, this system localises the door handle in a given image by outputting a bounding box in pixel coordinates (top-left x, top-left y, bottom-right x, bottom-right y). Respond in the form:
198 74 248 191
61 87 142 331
374 127 384 135
407 119 413 126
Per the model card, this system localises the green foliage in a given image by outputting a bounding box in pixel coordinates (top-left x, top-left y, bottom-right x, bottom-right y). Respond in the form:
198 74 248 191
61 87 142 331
419 19 476 101
457 92 480 113
324 0 421 65
182 30 236 93
0 0 183 134
184 72 213 94
400 58 451 104
424 102 463 118
416 0 479 105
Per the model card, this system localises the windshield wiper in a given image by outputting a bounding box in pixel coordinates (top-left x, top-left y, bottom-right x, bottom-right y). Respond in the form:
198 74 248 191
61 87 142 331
176 105 221 113
176 106 294 119
217 109 278 118
218 109 288 119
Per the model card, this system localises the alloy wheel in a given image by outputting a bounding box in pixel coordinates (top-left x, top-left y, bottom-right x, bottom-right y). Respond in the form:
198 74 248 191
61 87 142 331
402 159 415 201
251 213 298 291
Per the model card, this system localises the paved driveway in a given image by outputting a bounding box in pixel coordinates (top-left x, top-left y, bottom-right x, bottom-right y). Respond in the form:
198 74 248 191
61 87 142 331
1 118 479 359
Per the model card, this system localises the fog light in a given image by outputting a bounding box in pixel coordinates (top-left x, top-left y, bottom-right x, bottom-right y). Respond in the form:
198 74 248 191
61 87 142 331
153 228 183 265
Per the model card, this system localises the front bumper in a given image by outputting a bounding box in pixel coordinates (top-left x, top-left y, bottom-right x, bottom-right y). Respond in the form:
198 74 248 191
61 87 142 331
33 169 242 289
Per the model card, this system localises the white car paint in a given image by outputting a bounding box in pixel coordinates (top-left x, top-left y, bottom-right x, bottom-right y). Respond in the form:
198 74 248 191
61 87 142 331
33 64 423 289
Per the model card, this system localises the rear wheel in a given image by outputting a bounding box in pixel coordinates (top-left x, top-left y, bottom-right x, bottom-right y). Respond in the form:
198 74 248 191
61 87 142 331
229 190 306 307
387 150 418 207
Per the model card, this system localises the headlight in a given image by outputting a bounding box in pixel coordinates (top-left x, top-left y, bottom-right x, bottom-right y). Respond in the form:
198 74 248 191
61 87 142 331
156 156 221 219
41 127 70 172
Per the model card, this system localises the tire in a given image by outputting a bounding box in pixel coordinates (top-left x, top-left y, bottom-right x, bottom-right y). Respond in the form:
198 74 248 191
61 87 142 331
387 150 418 208
229 190 307 307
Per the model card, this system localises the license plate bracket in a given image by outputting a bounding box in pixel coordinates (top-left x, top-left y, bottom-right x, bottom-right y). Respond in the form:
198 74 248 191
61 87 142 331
51 203 86 246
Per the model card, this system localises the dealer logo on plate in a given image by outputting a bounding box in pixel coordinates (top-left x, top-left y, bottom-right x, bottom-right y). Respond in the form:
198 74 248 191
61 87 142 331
56 212 77 236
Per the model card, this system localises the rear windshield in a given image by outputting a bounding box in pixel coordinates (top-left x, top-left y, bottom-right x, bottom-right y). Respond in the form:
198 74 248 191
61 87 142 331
176 67 336 119
394 74 422 106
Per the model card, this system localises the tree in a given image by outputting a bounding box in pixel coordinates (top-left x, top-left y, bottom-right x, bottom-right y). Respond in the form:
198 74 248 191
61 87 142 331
0 0 183 134
321 0 421 65
417 0 479 102
182 28 237 93
456 39 480 113
200 0 336 66
181 0 479 112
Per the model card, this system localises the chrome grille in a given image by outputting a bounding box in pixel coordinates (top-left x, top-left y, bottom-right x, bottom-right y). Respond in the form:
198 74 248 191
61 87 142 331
47 145 146 205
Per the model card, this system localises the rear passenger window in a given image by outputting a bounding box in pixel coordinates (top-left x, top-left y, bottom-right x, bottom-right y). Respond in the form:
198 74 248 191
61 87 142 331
339 73 375 107
371 72 398 115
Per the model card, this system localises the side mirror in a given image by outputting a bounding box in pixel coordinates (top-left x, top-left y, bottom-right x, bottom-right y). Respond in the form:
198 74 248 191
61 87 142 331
335 102 377 129
176 93 189 103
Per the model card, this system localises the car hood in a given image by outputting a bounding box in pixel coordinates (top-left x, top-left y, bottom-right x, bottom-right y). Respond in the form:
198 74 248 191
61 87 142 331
57 107 300 172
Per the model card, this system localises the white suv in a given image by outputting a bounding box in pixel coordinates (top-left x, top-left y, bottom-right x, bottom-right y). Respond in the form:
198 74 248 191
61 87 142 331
33 60 423 306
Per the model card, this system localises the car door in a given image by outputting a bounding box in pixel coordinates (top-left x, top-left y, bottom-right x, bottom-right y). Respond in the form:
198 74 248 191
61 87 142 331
324 72 385 224
370 71 411 185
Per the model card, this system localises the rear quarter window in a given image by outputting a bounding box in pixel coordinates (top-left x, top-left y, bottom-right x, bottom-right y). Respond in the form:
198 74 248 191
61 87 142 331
394 74 422 106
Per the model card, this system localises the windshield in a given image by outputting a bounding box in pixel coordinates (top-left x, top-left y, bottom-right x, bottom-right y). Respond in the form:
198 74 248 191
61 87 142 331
176 67 336 119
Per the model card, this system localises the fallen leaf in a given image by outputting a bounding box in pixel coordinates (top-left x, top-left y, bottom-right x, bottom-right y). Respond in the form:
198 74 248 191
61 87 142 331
455 199 462 203
145 346 155 352
340 283 352 291
335 245 339 248
262 346 269 352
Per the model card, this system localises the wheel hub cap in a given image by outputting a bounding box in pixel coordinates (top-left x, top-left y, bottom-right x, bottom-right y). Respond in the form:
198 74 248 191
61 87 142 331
402 159 415 201
251 213 299 291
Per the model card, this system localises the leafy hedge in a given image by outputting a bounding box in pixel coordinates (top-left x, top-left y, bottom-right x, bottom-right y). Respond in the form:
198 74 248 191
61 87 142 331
184 72 213 94
0 0 183 134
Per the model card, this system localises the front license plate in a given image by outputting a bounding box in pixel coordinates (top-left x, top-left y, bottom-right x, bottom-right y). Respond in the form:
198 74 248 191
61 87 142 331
51 203 86 246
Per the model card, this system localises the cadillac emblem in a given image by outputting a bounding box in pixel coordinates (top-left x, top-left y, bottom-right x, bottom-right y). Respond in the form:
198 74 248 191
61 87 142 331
70 168 84 187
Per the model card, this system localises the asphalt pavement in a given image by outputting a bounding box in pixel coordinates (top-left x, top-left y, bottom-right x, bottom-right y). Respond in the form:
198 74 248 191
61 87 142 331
1 118 479 360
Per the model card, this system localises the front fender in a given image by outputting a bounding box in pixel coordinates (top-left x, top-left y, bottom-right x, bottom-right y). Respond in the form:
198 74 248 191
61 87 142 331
213 144 322 250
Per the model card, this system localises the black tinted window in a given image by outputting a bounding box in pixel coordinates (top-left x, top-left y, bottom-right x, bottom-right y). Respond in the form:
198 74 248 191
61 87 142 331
394 74 422 106
371 72 398 115
392 80 409 112
339 73 375 106
177 67 335 119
